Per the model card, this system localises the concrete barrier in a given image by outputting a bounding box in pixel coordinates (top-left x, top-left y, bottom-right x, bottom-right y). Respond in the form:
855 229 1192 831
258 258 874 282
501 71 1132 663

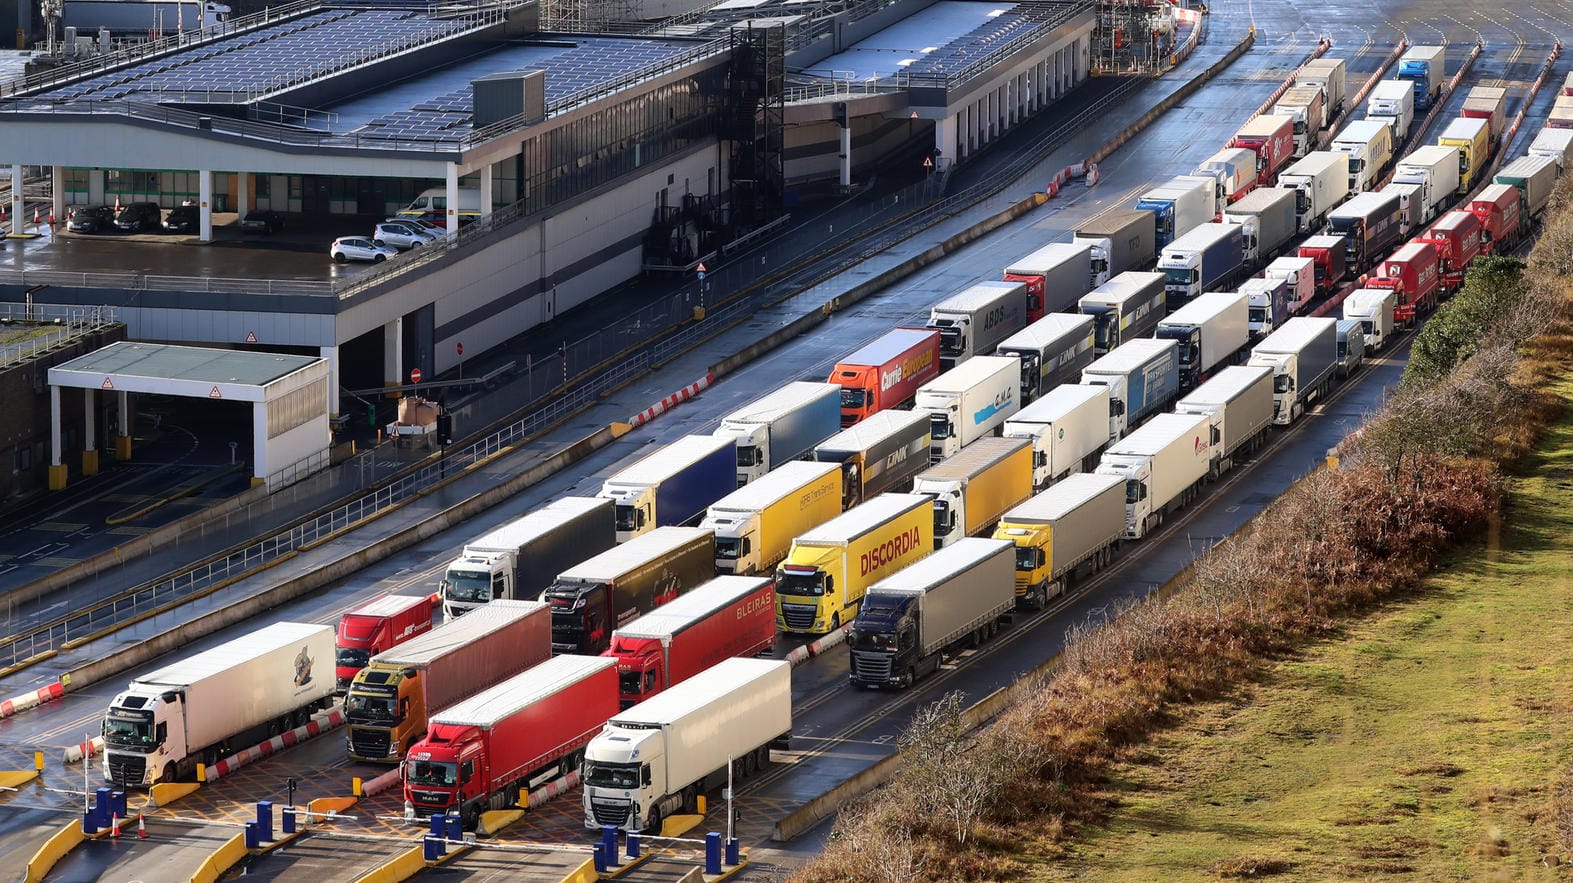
363 767 403 797
0 769 38 789
206 707 345 782
190 830 247 883
352 842 427 883
147 781 200 809
63 736 104 764
783 624 850 667
558 858 599 883
23 820 83 883
0 681 64 720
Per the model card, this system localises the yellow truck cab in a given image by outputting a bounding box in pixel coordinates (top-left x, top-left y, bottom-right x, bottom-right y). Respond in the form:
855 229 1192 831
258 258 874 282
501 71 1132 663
775 493 932 634
1436 117 1491 194
993 473 1125 609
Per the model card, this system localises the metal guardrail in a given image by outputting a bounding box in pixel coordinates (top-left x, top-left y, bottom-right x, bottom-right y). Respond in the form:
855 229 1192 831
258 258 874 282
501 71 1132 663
0 304 120 369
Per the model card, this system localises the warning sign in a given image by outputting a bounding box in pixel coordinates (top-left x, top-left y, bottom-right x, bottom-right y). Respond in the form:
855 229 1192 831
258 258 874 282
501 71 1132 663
695 262 707 273
101 377 114 390
244 331 258 343
209 386 223 399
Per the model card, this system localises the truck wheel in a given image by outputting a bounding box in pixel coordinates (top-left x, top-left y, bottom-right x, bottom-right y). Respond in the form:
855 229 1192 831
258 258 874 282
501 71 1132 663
1034 583 1049 610
647 807 663 836
505 783 521 808
163 762 177 784
900 667 915 689
829 613 841 631
756 745 772 770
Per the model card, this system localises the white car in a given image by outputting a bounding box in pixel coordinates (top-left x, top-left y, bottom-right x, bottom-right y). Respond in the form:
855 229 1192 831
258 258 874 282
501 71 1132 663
331 237 397 263
373 220 439 250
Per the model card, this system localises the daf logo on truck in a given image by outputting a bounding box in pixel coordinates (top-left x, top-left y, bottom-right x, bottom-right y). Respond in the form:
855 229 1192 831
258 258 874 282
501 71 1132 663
859 526 922 577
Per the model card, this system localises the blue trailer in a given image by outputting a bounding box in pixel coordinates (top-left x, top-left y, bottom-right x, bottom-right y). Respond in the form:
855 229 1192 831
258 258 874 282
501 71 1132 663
714 381 843 485
1396 46 1445 111
599 435 737 541
1156 223 1245 306
1080 338 1182 441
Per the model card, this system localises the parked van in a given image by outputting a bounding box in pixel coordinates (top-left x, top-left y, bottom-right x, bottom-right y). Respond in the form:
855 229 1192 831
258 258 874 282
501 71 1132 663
399 188 482 226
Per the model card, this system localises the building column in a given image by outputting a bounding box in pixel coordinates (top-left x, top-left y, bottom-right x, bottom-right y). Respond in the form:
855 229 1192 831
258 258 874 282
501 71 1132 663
839 123 852 188
320 344 341 416
384 317 403 391
88 169 105 204
116 390 131 461
11 163 22 235
934 115 958 166
235 171 250 221
51 165 65 222
479 164 493 217
198 168 213 242
48 385 66 490
251 401 268 488
82 388 98 475
444 162 459 229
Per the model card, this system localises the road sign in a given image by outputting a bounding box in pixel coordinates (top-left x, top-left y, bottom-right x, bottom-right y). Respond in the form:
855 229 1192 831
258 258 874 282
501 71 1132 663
923 156 934 169
209 386 222 399
456 342 464 356
696 261 707 281
410 368 422 384
244 331 258 343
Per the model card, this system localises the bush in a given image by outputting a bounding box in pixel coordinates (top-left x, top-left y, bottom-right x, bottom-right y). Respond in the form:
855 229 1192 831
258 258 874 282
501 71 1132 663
1404 256 1527 387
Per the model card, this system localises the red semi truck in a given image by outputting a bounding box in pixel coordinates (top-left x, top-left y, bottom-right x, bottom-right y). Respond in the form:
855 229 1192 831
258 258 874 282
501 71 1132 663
1368 241 1442 325
335 594 437 690
1415 210 1482 290
1468 183 1523 255
604 575 775 708
1297 234 1349 295
827 328 941 427
403 655 619 828
1228 114 1296 188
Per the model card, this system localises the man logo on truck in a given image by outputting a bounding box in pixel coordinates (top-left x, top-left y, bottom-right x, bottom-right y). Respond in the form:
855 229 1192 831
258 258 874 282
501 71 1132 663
293 645 315 686
859 526 922 577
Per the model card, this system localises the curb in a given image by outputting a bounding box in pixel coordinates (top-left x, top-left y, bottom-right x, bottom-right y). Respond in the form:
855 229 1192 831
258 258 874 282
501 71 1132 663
784 626 850 667
627 372 715 427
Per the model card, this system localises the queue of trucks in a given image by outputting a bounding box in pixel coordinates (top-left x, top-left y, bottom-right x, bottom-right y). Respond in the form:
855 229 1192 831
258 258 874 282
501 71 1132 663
995 312 1098 404
1078 271 1168 354
600 434 735 542
1003 383 1112 490
702 460 843 575
440 497 616 619
929 281 1030 370
912 436 1034 548
1073 210 1157 286
813 409 932 509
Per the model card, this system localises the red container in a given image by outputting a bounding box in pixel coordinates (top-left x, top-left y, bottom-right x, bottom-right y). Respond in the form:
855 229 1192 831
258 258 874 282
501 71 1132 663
335 594 435 689
1369 242 1441 323
604 576 776 708
1468 183 1523 254
1415 210 1482 289
1297 234 1349 295
1228 115 1296 187
827 328 941 426
403 655 620 822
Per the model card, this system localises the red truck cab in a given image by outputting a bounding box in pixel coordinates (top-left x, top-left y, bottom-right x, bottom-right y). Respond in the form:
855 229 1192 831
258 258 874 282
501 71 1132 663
1416 210 1482 291
1468 183 1523 255
603 576 776 709
1368 241 1441 325
827 328 940 426
1228 114 1296 187
1297 233 1349 295
336 593 437 690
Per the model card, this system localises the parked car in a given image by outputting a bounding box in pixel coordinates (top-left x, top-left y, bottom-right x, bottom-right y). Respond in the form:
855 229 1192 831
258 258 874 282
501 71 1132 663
331 236 397 263
241 210 286 234
114 202 161 232
373 220 438 249
66 205 116 233
163 204 198 233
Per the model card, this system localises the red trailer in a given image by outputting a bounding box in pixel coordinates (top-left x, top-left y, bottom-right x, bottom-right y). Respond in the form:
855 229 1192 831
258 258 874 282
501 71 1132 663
1297 233 1349 295
1415 210 1482 290
604 576 776 708
1468 183 1523 254
1228 114 1296 187
827 328 941 426
335 593 436 690
1369 241 1442 325
403 655 619 827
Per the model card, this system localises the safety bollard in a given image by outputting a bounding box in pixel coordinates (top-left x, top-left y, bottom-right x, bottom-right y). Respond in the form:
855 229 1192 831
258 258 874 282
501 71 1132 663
34 751 44 773
727 836 739 866
82 809 98 836
627 831 641 859
600 825 618 868
445 811 462 843
706 832 722 875
257 800 273 842
112 791 127 819
196 763 206 783
94 787 112 828
352 776 363 798
244 821 259 850
429 814 445 837
593 842 607 873
424 834 445 861
697 795 707 815
282 806 296 835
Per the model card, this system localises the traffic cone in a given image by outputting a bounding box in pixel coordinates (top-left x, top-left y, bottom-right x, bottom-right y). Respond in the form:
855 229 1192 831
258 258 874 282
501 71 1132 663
114 195 121 212
111 812 120 839
137 812 146 839
48 210 55 229
31 207 38 229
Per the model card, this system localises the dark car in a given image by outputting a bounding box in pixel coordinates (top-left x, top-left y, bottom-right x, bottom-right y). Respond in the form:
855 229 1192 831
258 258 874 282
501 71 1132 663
66 205 116 234
163 204 198 233
241 210 286 234
114 202 161 232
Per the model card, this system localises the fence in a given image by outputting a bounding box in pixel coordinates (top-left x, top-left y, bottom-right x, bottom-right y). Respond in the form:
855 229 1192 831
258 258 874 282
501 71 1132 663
0 304 121 369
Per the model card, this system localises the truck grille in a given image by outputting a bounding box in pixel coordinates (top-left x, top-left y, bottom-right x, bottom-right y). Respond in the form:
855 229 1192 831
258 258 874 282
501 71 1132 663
350 729 392 760
1014 573 1030 593
107 755 146 787
780 604 817 631
410 790 451 809
590 798 632 827
850 651 892 682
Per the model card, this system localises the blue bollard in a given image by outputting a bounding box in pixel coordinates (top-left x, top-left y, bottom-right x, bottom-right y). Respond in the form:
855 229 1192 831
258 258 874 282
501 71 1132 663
282 807 296 835
593 842 607 873
94 787 112 828
257 800 273 842
424 834 445 861
445 810 462 842
244 821 259 850
706 832 722 875
112 791 127 819
627 830 641 859
82 809 98 835
600 824 618 867
429 813 445 837
726 836 739 866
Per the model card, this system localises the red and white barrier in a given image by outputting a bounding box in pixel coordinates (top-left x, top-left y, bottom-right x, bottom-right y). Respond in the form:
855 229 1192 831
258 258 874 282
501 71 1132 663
206 707 345 783
64 736 105 765
363 767 402 797
784 623 853 667
0 681 64 720
627 372 714 427
526 770 580 809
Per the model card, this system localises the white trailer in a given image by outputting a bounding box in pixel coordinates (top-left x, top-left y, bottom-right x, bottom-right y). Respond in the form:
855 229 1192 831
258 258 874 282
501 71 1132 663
1135 176 1217 247
582 658 791 833
1392 145 1460 223
1366 80 1416 142
913 356 1020 462
1096 412 1212 539
1528 128 1573 171
714 381 842 485
1239 276 1292 340
1300 57 1347 117
1249 317 1339 425
1342 288 1397 353
1278 151 1350 232
1221 187 1297 265
1174 365 1274 478
1154 290 1251 391
1003 383 1112 490
1332 119 1394 193
104 622 336 787
1192 147 1259 204
1002 241 1096 317
1494 155 1561 220
928 281 1030 371
1263 255 1317 312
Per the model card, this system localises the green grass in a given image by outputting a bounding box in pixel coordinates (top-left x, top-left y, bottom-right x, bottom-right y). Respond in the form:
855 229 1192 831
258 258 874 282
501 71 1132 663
1031 377 1573 881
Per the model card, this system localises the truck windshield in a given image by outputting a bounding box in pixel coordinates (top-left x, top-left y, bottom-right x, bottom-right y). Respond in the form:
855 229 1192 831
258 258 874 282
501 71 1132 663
614 506 638 533
932 501 951 538
937 327 963 357
1126 479 1143 504
444 573 493 604
929 414 950 441
585 761 641 789
777 569 827 596
736 445 763 468
1163 267 1192 287
346 694 395 723
1248 306 1269 325
102 713 155 749
1274 373 1293 394
336 647 371 671
406 760 457 786
715 536 742 560
840 388 867 409
1015 545 1039 571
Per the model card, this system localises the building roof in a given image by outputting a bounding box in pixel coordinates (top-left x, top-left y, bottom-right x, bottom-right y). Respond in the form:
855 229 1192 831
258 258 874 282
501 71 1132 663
52 340 318 386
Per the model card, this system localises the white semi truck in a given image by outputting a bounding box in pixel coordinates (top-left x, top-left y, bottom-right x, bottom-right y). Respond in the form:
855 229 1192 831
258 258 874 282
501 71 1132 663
1096 412 1212 539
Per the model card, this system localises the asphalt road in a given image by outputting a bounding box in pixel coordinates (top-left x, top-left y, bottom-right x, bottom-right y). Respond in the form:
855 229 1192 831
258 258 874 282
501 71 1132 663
0 0 1566 879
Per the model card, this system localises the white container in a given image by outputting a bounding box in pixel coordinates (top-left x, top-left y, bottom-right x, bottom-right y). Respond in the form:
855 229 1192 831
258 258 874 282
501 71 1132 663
1003 383 1111 490
1096 412 1212 539
1174 364 1274 474
913 355 1020 461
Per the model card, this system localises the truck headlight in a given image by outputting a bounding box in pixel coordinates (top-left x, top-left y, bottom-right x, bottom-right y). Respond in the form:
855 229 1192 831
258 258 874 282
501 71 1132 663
814 620 825 630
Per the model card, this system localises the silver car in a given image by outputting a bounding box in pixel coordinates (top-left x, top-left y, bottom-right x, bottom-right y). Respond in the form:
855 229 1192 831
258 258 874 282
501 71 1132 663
373 220 439 250
330 236 397 263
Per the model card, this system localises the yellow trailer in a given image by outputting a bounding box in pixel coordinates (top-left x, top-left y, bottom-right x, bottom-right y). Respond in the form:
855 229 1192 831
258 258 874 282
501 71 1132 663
700 461 842 576
775 493 932 634
1437 116 1491 194
911 436 1034 548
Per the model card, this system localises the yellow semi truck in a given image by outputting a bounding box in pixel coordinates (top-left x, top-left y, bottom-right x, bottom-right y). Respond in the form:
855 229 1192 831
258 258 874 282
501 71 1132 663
775 493 932 634
993 473 1125 609
911 436 1033 549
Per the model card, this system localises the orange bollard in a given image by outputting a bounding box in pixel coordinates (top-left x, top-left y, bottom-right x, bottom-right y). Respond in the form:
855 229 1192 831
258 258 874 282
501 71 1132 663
111 812 120 839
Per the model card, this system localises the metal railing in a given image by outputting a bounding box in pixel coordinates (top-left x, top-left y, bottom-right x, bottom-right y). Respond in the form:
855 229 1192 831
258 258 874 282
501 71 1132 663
0 305 120 368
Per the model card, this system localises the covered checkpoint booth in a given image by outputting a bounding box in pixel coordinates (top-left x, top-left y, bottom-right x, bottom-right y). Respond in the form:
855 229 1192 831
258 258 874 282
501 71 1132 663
46 342 331 490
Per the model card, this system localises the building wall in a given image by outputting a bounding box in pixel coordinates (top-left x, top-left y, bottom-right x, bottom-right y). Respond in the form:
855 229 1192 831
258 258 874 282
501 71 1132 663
783 115 928 185
0 324 128 499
